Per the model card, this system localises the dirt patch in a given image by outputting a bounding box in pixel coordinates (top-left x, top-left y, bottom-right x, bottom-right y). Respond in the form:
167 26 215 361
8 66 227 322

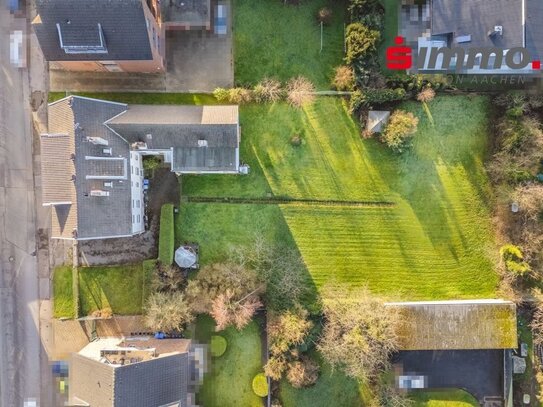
78 169 179 265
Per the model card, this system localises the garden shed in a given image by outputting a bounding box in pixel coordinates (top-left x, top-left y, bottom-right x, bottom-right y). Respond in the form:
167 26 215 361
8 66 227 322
366 110 390 134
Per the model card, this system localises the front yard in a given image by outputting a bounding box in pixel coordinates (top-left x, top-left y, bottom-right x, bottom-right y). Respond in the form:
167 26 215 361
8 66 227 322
233 0 345 89
180 95 498 300
53 264 152 318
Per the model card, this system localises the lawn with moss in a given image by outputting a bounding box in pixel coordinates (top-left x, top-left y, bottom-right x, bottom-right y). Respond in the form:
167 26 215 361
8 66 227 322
410 389 479 406
78 264 148 316
191 315 263 407
233 0 345 89
180 95 498 300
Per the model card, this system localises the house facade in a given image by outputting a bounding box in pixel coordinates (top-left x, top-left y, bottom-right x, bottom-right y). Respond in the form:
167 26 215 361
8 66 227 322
40 96 240 240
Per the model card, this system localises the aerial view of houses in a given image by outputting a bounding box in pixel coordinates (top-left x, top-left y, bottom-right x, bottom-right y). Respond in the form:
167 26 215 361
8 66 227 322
1 0 543 406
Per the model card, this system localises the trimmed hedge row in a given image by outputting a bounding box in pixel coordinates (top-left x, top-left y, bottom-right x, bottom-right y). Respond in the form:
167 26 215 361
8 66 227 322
158 204 175 265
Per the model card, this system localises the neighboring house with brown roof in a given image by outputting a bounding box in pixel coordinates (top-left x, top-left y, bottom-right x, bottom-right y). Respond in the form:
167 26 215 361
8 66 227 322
41 96 240 240
68 337 200 407
388 300 517 405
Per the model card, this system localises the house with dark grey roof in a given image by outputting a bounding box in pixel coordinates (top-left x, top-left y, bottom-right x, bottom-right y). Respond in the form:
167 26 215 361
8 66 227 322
41 96 240 240
68 337 200 407
32 0 165 72
418 0 543 74
388 300 517 405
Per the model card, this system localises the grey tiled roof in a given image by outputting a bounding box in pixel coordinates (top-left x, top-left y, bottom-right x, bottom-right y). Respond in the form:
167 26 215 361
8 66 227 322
526 0 543 60
47 96 132 239
33 0 153 61
172 147 237 172
432 0 523 50
70 352 190 407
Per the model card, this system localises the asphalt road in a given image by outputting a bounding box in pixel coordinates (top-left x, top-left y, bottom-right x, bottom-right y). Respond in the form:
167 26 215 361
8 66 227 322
0 5 43 406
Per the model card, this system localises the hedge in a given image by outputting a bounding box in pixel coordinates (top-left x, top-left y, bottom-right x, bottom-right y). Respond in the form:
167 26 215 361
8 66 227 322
210 335 228 357
158 204 175 265
252 373 269 397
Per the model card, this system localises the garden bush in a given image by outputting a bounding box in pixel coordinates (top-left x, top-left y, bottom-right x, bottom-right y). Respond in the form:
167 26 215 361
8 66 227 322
344 23 380 65
253 78 283 103
210 335 228 357
500 244 530 276
252 373 269 397
213 87 229 102
381 110 418 152
286 357 319 388
349 88 406 112
228 87 252 104
286 76 315 108
158 204 175 265
332 66 355 91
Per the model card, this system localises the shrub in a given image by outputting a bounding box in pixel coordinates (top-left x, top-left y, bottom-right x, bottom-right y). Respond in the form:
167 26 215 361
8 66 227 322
348 0 382 21
286 76 316 108
286 357 320 388
158 204 174 265
350 88 406 112
290 135 302 146
143 155 162 171
253 78 283 103
345 23 380 65
213 87 229 102
316 7 333 25
499 244 530 276
264 355 287 380
416 87 435 103
252 373 269 397
332 66 355 91
151 262 184 293
210 335 227 357
268 307 313 356
144 291 194 332
381 110 418 152
228 87 252 104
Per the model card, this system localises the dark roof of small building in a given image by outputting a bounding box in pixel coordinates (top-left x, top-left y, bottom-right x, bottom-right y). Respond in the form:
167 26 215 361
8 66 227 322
33 0 153 61
70 352 190 407
526 0 543 60
432 0 523 50
46 96 132 239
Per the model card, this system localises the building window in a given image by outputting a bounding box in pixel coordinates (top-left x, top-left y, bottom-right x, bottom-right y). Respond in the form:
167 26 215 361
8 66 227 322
132 200 134 208
131 166 134 174
136 200 140 208
132 215 135 223
136 182 139 187
136 167 139 176
137 214 140 223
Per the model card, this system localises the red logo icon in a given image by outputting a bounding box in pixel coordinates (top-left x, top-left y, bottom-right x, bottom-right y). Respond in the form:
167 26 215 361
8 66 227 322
386 36 413 70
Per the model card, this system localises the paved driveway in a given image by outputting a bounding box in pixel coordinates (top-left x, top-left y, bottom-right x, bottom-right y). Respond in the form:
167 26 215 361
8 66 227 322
394 350 504 402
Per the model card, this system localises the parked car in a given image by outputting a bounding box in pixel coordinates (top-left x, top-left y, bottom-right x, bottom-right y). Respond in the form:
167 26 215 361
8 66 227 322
10 30 26 68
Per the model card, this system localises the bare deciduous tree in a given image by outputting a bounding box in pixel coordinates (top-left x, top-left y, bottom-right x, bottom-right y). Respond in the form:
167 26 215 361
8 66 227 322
268 306 313 356
144 291 194 332
286 357 319 388
317 285 400 382
286 76 316 108
253 78 284 103
210 289 262 331
416 87 435 103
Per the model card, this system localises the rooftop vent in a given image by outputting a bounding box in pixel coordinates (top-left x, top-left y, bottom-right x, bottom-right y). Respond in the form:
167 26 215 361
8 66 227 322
87 136 108 146
198 139 208 147
131 142 148 150
90 190 110 197
103 147 112 155
56 22 108 54
488 25 503 37
103 181 113 188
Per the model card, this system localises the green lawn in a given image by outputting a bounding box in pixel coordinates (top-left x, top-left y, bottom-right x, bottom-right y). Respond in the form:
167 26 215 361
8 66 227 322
279 353 368 407
78 264 148 316
179 95 498 300
53 265 75 318
48 92 221 104
410 389 479 406
379 0 400 73
233 0 345 89
191 315 263 407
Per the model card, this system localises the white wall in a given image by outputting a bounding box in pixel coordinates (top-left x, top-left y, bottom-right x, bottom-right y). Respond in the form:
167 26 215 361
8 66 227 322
130 152 145 234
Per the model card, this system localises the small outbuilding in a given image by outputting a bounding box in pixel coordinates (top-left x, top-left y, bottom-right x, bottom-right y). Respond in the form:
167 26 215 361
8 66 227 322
366 110 390 134
175 245 199 269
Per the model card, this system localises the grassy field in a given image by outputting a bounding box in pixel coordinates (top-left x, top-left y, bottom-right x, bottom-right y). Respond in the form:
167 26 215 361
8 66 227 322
53 266 74 318
191 315 263 407
78 264 148 316
179 96 498 300
410 389 479 406
233 0 345 89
